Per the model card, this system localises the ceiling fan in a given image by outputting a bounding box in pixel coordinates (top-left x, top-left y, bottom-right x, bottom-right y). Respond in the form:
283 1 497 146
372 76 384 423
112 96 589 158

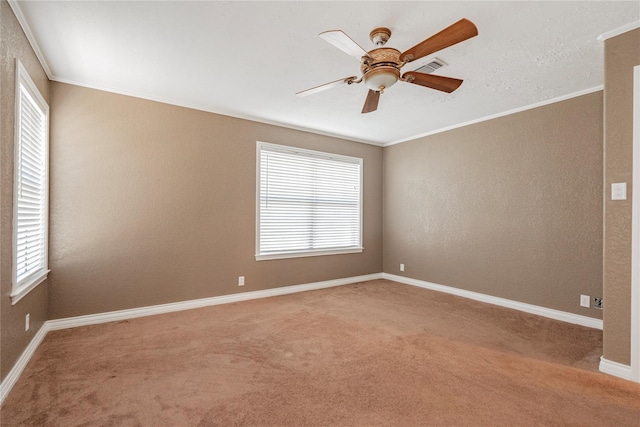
296 18 478 114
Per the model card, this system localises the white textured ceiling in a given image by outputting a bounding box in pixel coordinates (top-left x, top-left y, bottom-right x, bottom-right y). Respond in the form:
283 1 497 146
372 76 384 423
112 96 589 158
10 1 640 146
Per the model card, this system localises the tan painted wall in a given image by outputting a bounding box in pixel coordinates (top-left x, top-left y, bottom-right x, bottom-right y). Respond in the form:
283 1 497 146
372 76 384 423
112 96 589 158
48 82 383 319
0 0 50 380
603 28 640 365
383 92 603 317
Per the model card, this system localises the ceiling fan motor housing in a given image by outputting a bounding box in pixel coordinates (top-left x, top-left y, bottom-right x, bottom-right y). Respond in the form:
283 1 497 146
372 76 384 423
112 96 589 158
361 48 401 92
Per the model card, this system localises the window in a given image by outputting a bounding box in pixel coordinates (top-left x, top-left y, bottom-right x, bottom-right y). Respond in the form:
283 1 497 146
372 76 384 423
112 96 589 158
11 60 49 304
256 142 363 260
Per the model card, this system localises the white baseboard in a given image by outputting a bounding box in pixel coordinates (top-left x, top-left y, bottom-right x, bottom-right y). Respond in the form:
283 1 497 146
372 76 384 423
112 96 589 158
46 273 383 331
383 273 603 330
0 322 50 405
599 357 633 381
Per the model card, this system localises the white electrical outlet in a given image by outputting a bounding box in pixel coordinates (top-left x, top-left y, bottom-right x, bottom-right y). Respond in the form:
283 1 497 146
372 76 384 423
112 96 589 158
238 276 245 286
25 313 30 331
400 263 405 272
580 295 590 308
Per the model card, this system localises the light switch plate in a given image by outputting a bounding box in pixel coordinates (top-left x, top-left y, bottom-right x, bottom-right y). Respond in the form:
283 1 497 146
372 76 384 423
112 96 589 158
612 182 627 200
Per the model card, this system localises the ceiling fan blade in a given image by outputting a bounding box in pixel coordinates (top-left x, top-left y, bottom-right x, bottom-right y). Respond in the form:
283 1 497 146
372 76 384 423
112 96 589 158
362 90 380 114
319 30 368 59
400 18 478 63
296 76 357 97
403 71 463 93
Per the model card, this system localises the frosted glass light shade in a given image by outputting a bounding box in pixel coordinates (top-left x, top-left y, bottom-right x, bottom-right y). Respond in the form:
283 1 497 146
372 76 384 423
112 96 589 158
363 66 399 92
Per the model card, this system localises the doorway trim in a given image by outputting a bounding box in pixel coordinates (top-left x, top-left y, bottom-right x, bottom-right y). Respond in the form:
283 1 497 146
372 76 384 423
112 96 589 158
631 65 640 382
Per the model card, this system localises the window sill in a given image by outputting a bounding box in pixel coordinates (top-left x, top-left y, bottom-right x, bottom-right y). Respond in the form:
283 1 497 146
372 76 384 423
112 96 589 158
256 247 363 261
11 269 50 305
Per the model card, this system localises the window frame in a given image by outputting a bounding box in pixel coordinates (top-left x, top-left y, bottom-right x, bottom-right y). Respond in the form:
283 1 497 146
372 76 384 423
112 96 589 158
11 60 50 304
255 141 363 261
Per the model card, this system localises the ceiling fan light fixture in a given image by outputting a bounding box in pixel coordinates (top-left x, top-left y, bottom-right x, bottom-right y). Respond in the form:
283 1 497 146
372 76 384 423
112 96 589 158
363 66 400 92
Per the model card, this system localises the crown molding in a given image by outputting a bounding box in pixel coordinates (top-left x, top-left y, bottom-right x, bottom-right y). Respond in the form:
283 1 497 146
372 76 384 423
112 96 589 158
385 86 604 147
598 20 640 42
7 0 53 78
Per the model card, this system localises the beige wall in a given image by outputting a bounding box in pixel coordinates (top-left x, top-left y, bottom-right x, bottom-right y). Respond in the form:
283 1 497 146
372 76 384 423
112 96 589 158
383 92 603 317
603 28 640 365
48 82 383 319
0 0 50 380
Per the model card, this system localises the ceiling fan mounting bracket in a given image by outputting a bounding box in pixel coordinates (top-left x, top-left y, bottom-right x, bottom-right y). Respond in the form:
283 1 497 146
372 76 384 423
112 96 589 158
369 27 392 46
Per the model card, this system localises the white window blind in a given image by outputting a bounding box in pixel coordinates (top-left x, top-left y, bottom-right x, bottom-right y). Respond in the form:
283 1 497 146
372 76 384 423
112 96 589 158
256 142 363 260
12 60 49 303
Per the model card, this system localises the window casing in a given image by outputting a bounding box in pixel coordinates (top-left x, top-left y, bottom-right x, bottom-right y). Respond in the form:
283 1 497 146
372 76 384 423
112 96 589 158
11 60 49 304
256 142 363 260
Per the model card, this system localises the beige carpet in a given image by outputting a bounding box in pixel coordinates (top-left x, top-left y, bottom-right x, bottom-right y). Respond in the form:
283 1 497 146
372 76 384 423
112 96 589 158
1 279 639 426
